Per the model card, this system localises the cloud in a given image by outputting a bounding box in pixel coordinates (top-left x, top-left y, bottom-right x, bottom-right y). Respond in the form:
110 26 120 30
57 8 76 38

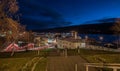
18 0 72 30
21 16 72 29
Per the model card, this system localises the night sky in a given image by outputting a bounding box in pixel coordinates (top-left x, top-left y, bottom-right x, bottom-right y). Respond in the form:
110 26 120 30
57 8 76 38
18 0 120 30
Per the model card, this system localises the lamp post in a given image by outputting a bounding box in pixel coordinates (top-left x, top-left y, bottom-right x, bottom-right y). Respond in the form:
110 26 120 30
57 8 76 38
99 36 103 48
85 35 88 48
85 35 88 39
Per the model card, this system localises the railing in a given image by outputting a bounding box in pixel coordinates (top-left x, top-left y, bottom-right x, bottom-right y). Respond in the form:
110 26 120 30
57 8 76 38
85 63 120 71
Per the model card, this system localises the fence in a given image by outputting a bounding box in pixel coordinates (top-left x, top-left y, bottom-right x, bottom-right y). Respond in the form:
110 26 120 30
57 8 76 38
85 63 120 71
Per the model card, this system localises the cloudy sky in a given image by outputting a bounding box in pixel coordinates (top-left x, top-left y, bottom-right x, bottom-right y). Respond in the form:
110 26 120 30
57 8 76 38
18 0 120 30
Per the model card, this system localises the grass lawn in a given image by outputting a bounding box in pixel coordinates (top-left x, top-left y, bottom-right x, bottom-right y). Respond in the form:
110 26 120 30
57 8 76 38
35 58 47 71
0 50 48 71
0 48 120 71
72 49 120 71
78 49 120 63
0 57 31 71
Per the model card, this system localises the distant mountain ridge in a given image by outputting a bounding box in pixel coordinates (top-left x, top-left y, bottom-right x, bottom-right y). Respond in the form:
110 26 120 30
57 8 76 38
84 18 117 24
33 18 120 34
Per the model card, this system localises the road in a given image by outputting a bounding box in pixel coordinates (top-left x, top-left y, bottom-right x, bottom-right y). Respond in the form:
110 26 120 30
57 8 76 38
47 56 95 71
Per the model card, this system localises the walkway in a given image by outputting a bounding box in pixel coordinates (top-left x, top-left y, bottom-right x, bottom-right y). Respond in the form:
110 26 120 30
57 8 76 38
47 56 95 71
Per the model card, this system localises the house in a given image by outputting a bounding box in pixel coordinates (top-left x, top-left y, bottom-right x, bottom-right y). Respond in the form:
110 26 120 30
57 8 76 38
57 31 86 49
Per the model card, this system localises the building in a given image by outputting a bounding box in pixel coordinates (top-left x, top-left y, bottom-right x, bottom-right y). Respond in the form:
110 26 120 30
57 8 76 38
57 31 86 49
34 36 41 47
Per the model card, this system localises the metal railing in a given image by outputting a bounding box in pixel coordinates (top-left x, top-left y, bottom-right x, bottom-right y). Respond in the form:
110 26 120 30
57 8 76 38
85 63 120 71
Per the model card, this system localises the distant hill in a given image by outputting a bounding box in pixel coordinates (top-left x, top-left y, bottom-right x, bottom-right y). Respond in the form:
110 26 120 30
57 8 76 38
84 18 117 24
33 23 114 34
33 18 119 34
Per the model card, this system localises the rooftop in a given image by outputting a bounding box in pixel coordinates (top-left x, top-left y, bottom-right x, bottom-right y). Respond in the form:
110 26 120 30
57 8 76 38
59 37 83 43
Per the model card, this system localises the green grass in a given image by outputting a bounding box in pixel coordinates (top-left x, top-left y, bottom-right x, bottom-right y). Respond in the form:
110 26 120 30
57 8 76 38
78 49 120 63
0 50 48 71
0 49 51 58
78 49 120 71
84 54 120 63
35 58 47 71
0 57 31 71
0 48 120 71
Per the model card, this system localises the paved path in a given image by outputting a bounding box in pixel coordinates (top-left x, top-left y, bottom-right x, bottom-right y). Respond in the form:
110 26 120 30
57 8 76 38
47 56 95 71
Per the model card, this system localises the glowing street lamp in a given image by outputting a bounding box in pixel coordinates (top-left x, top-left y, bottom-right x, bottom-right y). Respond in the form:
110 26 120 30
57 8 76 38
99 36 104 47
99 36 103 41
85 35 88 40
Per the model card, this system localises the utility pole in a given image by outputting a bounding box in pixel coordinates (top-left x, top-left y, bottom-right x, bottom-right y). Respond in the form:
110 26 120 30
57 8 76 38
65 48 67 58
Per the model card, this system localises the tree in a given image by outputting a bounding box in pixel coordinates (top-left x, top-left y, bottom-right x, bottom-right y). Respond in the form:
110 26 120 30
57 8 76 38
0 0 19 42
111 19 120 48
0 0 19 16
0 0 34 52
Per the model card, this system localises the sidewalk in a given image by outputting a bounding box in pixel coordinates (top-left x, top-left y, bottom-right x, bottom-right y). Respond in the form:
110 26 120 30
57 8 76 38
47 56 95 71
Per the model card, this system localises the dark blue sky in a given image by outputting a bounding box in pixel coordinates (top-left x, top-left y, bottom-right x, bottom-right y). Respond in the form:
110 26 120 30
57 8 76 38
18 0 120 30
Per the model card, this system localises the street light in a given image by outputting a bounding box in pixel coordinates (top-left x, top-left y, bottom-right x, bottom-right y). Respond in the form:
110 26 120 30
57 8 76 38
99 36 103 48
99 36 103 41
85 35 88 47
99 36 103 43
85 35 88 39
